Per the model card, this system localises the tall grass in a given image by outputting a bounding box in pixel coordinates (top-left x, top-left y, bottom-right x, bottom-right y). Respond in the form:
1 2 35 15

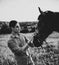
0 34 17 65
0 34 59 65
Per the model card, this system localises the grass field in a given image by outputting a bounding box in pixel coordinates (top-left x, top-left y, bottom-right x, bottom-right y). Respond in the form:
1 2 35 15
0 32 59 65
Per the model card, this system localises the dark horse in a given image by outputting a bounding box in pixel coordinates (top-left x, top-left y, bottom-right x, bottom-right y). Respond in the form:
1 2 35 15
33 7 59 47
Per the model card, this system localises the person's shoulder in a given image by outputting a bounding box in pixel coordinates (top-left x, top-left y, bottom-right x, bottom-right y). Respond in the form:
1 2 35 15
8 34 15 44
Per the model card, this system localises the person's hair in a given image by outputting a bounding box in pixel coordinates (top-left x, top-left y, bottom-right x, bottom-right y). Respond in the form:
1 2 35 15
9 20 17 28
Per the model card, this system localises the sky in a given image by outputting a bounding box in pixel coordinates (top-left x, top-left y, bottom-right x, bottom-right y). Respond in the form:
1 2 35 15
0 0 59 22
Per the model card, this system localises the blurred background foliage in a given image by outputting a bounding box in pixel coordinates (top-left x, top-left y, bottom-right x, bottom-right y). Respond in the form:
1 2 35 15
0 21 37 34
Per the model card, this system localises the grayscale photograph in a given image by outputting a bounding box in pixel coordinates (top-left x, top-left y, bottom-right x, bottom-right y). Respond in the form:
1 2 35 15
0 0 59 65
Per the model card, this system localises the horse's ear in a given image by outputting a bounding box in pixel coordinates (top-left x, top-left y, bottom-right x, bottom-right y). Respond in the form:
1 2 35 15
38 7 44 14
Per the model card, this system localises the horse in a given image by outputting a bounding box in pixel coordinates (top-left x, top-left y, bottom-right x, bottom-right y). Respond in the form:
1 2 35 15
33 7 59 47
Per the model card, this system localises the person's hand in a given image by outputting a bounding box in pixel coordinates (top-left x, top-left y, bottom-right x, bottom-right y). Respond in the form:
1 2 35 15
22 43 29 51
28 41 34 47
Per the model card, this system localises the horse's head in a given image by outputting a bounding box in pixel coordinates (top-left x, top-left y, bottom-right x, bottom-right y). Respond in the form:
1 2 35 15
38 7 54 20
37 7 54 30
36 7 54 45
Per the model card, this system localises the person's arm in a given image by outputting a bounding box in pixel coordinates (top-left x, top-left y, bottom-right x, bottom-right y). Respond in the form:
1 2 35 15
21 35 29 51
8 40 26 56
22 41 34 51
22 43 29 51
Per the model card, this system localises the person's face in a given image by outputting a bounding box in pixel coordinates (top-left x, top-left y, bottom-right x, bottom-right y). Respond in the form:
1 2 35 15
12 22 21 33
